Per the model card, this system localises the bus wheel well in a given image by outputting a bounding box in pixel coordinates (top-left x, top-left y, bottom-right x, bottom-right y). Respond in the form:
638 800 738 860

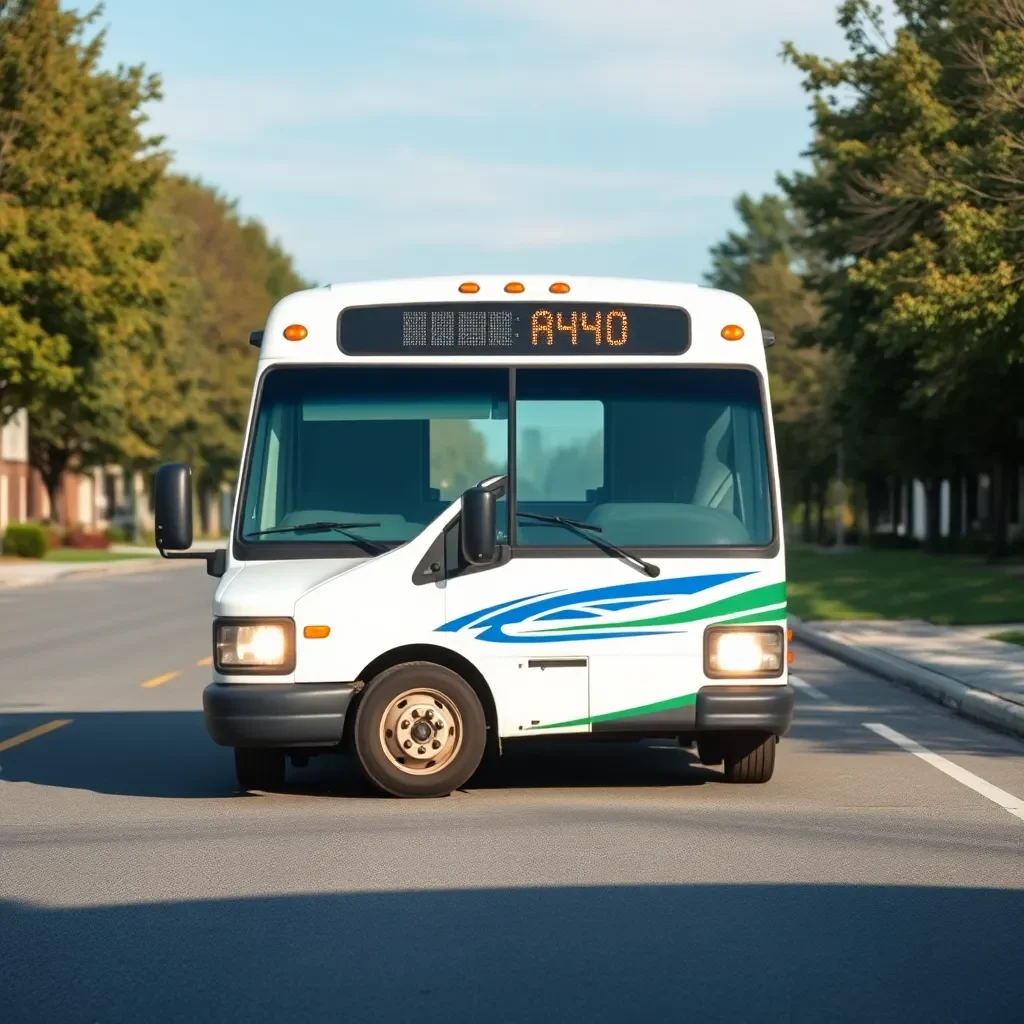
345 645 499 753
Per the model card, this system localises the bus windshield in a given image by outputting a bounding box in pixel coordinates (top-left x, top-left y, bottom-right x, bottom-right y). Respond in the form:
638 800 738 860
238 365 773 554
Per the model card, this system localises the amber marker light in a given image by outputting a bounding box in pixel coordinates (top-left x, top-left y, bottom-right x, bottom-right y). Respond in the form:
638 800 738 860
504 281 525 293
283 324 308 341
721 324 745 341
303 625 331 639
549 282 570 294
459 282 480 294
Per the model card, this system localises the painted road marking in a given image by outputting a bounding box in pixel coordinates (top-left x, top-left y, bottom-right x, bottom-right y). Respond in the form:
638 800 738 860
0 719 72 753
790 675 830 701
141 671 180 689
197 656 212 667
864 722 1024 823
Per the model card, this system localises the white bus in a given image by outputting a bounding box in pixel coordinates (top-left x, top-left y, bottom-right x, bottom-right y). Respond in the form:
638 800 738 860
154 276 793 797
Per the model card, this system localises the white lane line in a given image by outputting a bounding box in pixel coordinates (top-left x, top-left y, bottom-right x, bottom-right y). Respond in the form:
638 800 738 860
864 722 1024 823
790 675 830 701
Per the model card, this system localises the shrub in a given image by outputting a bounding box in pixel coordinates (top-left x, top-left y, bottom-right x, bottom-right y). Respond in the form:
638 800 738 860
104 525 130 543
63 528 111 550
2 522 49 559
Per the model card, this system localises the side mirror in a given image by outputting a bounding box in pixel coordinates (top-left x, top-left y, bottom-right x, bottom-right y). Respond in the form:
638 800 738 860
154 463 193 552
461 486 497 565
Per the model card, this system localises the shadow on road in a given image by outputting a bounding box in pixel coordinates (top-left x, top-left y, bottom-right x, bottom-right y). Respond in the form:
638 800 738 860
1 883 1021 1021
0 710 723 798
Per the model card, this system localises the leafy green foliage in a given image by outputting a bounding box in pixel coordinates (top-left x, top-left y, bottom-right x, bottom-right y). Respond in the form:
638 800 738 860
781 0 1024 552
1 521 48 558
150 175 309 490
0 0 175 514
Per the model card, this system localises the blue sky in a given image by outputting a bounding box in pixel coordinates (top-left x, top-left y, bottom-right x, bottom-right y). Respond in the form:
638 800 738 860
82 0 854 288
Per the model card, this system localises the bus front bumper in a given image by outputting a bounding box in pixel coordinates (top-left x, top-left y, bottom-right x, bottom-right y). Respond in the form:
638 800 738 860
695 683 796 734
202 682 358 749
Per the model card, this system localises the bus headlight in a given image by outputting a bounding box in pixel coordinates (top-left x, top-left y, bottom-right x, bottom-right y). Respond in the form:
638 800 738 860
704 625 784 678
215 619 295 673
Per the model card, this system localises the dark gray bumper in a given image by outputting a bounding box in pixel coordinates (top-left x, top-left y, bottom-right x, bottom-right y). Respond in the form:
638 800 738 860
695 683 795 735
202 682 358 749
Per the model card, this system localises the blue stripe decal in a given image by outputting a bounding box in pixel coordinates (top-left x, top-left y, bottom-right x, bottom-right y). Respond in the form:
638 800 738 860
438 571 754 644
535 608 602 621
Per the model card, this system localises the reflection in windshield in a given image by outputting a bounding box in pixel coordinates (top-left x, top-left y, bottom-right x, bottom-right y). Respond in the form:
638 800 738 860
238 365 772 554
239 367 509 549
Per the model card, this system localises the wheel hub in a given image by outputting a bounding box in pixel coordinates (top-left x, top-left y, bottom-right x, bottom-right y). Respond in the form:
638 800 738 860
380 688 463 776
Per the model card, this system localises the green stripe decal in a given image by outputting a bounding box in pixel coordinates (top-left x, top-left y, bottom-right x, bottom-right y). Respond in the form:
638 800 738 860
527 692 698 731
714 604 788 626
538 582 787 634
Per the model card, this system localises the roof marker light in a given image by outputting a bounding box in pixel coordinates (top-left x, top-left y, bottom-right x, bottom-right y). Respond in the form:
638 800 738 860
504 281 525 293
549 282 570 294
721 324 745 341
283 324 308 341
459 282 480 294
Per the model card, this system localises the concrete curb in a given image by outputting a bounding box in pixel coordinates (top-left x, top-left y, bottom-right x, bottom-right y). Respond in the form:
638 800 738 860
790 616 1024 741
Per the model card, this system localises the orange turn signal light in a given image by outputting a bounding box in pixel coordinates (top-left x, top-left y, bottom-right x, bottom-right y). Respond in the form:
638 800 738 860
284 324 308 342
303 625 331 640
504 281 525 294
721 324 745 341
787 628 793 642
549 282 570 294
787 649 794 664
459 282 480 294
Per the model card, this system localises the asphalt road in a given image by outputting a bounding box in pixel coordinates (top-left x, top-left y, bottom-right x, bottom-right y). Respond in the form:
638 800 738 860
1 567 1023 1023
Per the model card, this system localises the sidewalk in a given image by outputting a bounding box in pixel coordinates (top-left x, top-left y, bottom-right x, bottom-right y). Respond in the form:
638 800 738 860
0 552 208 589
792 617 1024 739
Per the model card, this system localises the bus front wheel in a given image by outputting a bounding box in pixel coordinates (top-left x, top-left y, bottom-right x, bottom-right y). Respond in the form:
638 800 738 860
721 732 776 784
353 661 487 798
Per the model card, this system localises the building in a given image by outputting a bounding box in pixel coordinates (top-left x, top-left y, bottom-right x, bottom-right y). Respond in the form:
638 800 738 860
1 409 233 537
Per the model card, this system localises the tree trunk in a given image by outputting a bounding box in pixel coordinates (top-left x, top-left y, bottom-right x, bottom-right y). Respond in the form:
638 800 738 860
990 457 1011 561
866 475 882 536
905 479 917 541
197 486 210 538
924 476 942 553
800 479 812 543
814 480 827 545
37 452 70 527
948 473 963 550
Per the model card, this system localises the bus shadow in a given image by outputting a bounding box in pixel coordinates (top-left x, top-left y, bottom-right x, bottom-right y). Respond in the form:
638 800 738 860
0 710 721 799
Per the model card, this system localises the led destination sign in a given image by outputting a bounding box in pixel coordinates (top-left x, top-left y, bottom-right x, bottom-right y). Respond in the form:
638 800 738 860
338 302 690 356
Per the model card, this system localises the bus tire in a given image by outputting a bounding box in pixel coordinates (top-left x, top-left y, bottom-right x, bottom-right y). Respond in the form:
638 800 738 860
234 748 286 792
353 661 487 798
721 731 776 784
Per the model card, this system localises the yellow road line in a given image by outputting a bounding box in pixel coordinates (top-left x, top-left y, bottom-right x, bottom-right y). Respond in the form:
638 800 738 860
196 656 212 667
141 671 180 689
0 719 72 753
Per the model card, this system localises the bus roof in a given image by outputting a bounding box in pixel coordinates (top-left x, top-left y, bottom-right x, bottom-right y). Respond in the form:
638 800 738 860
255 275 766 368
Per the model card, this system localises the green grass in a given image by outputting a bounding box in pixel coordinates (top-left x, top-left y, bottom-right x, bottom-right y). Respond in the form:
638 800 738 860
987 630 1024 647
43 549 153 563
787 548 1024 625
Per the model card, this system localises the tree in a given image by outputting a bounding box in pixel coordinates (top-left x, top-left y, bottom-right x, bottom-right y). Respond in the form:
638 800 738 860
782 0 1024 557
148 175 309 527
0 0 175 520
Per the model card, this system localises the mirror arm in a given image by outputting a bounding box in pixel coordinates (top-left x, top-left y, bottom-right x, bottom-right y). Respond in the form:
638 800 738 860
157 545 227 578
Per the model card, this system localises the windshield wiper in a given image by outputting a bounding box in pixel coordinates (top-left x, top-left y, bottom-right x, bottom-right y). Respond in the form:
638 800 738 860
516 512 660 578
243 521 387 553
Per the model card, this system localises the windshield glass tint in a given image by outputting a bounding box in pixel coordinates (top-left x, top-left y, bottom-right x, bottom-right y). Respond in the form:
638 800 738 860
240 367 508 546
514 368 772 548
